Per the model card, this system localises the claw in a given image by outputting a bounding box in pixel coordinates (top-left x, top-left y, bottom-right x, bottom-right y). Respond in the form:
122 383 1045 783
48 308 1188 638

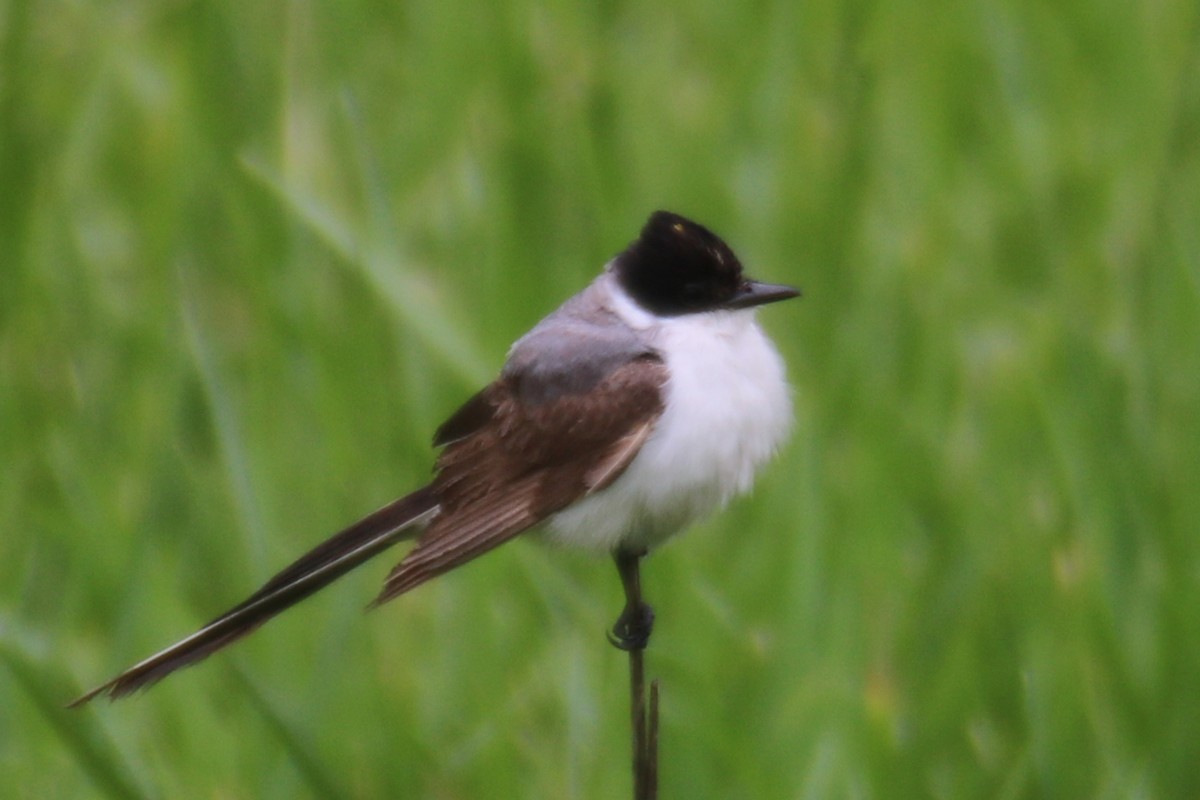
608 602 655 651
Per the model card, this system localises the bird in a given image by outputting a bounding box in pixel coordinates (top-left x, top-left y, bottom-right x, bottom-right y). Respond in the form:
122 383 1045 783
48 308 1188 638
70 210 798 706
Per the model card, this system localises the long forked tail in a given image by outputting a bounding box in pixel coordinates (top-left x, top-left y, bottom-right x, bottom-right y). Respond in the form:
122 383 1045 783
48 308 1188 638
69 486 439 707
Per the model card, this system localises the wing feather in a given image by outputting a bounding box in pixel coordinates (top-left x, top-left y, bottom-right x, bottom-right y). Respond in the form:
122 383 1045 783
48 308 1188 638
374 355 667 605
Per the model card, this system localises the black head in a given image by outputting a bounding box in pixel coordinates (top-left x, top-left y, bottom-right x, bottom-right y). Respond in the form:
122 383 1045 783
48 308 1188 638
614 211 799 316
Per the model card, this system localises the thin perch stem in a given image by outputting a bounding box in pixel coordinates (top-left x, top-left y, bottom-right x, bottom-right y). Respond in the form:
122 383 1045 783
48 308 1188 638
612 549 660 800
647 679 659 797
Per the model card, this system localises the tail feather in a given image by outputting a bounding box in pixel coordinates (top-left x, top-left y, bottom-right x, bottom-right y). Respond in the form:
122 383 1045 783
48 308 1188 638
70 486 438 707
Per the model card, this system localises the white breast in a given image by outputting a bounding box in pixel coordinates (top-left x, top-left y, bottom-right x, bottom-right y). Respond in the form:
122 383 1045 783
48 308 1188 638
545 290 793 552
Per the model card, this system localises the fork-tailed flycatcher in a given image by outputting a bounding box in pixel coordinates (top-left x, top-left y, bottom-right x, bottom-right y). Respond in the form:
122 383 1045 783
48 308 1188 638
71 210 798 706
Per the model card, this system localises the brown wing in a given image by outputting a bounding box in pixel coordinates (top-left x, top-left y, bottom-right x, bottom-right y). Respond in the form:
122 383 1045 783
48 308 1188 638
373 354 667 603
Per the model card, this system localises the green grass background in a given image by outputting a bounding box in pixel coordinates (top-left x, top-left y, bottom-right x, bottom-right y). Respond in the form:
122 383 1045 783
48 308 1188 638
3 1 1199 797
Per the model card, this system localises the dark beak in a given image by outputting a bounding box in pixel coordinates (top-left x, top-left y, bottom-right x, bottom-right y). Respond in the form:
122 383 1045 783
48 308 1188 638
724 280 801 310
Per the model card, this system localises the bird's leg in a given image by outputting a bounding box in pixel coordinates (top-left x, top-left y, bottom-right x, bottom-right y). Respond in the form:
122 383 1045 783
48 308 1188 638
609 547 659 799
608 547 654 652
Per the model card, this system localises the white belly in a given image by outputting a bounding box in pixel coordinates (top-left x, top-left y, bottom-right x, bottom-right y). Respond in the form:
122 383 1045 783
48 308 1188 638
545 309 792 552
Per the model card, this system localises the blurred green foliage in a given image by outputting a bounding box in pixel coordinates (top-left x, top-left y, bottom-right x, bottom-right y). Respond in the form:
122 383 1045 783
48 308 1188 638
2 0 1198 797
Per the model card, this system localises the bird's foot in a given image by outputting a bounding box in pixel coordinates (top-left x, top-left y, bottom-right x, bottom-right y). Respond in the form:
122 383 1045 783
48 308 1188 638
607 602 655 651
